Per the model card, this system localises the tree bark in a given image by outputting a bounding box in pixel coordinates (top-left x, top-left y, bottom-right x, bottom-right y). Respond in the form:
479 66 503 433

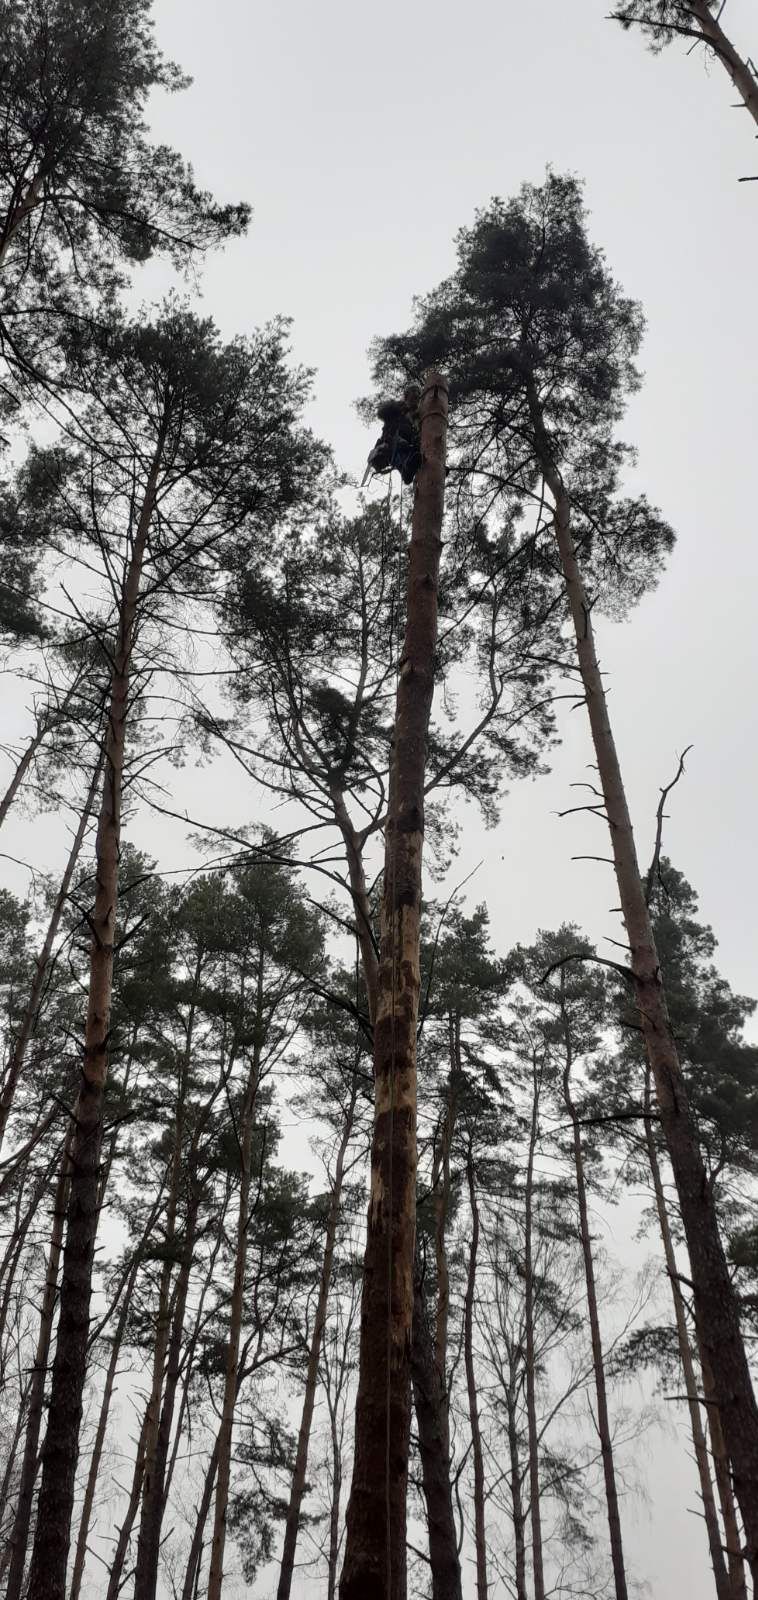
105 1400 151 1600
560 976 629 1600
643 1071 732 1600
277 1073 358 1600
690 0 758 129
411 1253 463 1600
340 372 448 1600
700 1340 747 1600
0 750 104 1150
4 1146 70 1600
523 1059 546 1600
529 388 758 1581
331 788 379 1024
26 448 163 1600
464 1149 488 1600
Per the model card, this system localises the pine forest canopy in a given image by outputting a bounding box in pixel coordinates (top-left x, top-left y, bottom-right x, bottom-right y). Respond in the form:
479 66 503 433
0 2 757 1600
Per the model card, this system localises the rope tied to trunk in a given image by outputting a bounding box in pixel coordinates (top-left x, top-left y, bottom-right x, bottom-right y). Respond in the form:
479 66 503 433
385 473 404 1600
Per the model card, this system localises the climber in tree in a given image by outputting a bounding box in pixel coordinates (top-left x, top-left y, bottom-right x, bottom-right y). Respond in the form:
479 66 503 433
362 383 422 486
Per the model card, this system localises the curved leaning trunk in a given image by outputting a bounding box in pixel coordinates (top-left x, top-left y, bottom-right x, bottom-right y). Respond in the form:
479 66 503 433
340 373 448 1600
26 453 163 1600
528 393 758 1582
276 1075 359 1600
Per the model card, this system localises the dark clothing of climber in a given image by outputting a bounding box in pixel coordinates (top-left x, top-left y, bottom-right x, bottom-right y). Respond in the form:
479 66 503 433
362 387 422 487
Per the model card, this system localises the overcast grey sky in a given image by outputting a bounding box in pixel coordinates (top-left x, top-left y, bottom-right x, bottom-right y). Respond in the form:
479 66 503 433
3 1 758 1594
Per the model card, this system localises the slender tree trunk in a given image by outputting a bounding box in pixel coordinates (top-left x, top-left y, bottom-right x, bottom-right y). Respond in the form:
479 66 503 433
529 390 758 1580
0 751 104 1150
644 1072 732 1600
434 1019 458 1389
0 1389 30 1584
206 1013 264 1600
0 1153 58 1353
327 1397 343 1600
506 1388 528 1600
331 789 379 1024
133 1193 200 1600
105 1401 151 1600
162 1198 228 1515
0 166 46 269
411 1255 463 1600
560 984 629 1600
69 1247 144 1600
26 449 164 1600
464 1149 488 1600
180 1438 219 1600
523 1061 546 1600
4 1148 70 1600
340 372 448 1600
277 1075 358 1600
700 1341 747 1600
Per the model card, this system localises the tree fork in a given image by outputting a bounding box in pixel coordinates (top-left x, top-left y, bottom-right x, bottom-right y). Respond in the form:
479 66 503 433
340 371 448 1600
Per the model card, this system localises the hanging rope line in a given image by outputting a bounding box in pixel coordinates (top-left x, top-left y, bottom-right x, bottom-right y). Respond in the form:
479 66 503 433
384 473 404 1600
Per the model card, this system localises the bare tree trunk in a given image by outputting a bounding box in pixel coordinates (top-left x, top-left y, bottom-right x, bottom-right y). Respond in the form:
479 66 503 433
464 1149 488 1600
26 450 163 1600
560 980 629 1600
0 1387 30 1583
523 1060 546 1600
700 1341 747 1600
69 1247 144 1600
206 1015 264 1600
506 1389 528 1600
340 372 448 1600
277 1074 358 1600
643 1072 732 1600
4 1147 70 1600
0 751 104 1150
529 390 758 1581
411 1254 463 1600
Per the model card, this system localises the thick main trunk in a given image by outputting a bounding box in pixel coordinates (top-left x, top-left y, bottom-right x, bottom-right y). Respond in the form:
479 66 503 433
0 751 104 1150
26 456 162 1600
340 373 448 1600
562 1026 628 1600
411 1255 463 1600
524 1068 546 1600
4 1149 70 1600
644 1070 731 1600
530 398 758 1579
277 1076 358 1600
